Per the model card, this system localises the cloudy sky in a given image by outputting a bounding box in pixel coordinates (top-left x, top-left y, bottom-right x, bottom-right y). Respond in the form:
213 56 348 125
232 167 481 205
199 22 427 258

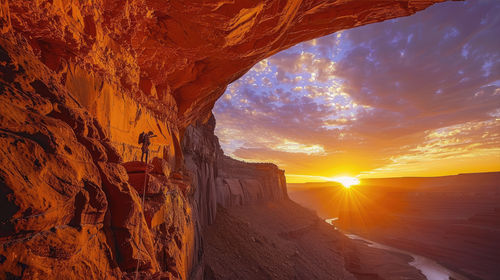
213 0 500 183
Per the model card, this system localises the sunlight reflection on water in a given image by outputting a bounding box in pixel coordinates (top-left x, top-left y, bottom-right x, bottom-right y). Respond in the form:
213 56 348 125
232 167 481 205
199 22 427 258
325 218 469 280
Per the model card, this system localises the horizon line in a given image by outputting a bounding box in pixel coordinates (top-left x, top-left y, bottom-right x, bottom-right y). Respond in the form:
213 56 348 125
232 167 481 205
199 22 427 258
286 170 500 184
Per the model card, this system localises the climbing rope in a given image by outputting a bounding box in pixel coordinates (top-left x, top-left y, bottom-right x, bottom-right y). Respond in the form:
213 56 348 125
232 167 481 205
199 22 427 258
134 158 150 280
132 156 179 279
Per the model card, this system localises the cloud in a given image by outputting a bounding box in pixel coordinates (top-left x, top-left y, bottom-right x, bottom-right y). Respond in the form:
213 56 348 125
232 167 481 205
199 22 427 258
213 0 500 181
268 52 336 83
361 119 500 178
273 140 326 155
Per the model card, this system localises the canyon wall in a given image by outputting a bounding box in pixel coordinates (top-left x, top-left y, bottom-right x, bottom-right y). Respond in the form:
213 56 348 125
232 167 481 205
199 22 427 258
216 156 287 208
0 1 448 279
182 115 287 226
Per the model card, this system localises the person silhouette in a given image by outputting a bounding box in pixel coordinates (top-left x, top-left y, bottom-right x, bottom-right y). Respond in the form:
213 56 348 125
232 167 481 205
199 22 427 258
140 131 157 163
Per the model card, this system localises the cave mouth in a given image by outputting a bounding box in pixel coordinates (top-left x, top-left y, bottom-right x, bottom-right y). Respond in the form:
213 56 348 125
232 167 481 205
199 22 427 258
213 0 500 183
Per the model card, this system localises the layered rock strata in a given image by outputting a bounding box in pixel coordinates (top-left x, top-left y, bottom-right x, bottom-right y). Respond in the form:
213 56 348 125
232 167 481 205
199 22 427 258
182 115 287 226
0 0 449 279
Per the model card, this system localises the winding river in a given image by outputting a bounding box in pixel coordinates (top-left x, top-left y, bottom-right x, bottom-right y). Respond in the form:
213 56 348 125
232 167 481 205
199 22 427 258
325 219 469 280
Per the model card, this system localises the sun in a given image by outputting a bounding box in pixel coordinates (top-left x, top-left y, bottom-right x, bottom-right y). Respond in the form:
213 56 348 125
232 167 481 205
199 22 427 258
332 176 360 188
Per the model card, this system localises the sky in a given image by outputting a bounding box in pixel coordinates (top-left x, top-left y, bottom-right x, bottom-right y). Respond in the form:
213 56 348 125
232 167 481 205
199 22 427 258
213 0 500 183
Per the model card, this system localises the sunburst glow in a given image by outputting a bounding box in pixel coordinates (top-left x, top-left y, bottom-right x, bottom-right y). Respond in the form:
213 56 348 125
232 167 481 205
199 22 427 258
332 176 360 188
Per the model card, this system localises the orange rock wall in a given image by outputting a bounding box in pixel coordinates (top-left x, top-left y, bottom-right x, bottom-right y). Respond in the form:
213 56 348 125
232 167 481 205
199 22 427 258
0 37 125 279
0 0 449 279
63 63 180 163
0 36 197 279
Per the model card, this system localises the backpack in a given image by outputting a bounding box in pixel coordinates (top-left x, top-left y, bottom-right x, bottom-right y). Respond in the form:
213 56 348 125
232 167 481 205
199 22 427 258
138 132 145 144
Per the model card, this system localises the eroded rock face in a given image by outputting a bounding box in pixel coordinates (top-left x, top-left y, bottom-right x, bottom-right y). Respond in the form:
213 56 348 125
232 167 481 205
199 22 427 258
182 116 221 227
217 156 288 206
0 38 124 279
0 0 449 279
122 159 197 279
181 117 288 279
182 115 287 227
0 37 196 279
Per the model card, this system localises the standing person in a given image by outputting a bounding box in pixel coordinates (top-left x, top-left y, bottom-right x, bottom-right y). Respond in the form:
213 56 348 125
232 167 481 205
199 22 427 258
139 131 157 163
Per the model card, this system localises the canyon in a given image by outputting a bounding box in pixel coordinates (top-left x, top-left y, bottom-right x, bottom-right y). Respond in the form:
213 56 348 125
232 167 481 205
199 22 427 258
289 172 500 280
0 1 452 279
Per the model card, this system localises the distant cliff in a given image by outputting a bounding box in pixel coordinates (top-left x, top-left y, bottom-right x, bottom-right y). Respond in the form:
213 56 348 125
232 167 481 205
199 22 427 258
183 115 287 226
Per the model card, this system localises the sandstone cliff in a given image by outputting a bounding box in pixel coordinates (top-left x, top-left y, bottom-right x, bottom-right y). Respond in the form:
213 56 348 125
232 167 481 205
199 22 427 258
182 115 287 226
0 1 448 279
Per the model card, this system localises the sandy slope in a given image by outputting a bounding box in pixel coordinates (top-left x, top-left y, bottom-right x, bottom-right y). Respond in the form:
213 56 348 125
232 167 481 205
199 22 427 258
203 200 426 280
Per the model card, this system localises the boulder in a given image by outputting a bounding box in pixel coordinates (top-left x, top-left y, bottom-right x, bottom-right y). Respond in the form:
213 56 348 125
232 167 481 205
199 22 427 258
127 173 166 196
151 157 172 177
97 161 158 272
122 161 152 174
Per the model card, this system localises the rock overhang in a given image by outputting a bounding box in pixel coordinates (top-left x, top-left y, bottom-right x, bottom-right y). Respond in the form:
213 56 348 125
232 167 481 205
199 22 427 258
2 0 451 128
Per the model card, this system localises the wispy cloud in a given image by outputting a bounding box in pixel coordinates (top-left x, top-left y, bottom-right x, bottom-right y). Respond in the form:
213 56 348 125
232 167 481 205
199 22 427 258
214 0 500 182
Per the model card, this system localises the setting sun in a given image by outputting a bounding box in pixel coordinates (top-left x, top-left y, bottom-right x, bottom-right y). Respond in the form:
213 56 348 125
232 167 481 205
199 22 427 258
331 176 360 188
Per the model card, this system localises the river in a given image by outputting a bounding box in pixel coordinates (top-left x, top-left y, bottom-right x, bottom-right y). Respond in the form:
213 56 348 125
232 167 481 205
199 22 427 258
325 219 469 280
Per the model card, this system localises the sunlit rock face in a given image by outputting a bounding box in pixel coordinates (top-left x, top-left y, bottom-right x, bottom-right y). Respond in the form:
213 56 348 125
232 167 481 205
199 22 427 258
0 0 448 279
217 156 287 207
